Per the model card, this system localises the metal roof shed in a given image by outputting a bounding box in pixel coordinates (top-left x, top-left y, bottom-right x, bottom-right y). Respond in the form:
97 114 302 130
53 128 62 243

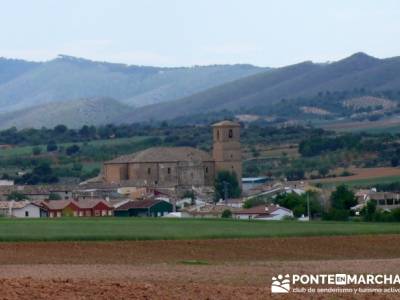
114 199 173 217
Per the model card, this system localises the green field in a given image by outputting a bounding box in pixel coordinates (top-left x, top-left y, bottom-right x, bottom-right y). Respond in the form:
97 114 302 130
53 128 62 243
0 218 399 242
0 136 151 158
316 175 400 188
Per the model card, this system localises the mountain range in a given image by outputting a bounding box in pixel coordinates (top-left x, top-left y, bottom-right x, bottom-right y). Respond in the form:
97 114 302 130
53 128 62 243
0 52 400 128
0 55 262 112
123 53 400 123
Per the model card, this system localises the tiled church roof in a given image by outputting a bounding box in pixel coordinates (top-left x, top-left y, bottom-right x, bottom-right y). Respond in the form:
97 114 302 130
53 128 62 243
105 147 213 164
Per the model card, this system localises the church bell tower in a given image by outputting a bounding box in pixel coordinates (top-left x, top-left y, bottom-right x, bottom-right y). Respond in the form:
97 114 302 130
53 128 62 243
212 120 242 186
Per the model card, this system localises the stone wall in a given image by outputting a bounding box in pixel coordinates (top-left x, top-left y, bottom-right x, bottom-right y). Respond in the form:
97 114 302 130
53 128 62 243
104 161 215 188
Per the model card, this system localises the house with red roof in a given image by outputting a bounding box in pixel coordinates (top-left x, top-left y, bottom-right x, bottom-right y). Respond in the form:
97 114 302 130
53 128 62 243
41 199 114 217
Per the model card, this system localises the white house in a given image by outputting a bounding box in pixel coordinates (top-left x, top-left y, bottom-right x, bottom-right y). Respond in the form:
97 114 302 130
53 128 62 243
0 180 14 186
233 204 293 221
163 212 191 218
0 201 43 218
216 198 243 208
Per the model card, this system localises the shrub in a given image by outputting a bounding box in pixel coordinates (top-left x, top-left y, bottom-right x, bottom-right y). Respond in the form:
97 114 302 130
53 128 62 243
221 209 232 218
48 193 62 200
243 197 268 209
32 146 42 156
322 208 349 221
66 144 80 156
7 191 28 201
361 200 377 222
46 141 58 152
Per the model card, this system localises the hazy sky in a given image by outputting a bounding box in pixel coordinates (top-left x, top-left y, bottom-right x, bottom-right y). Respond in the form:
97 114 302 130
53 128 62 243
1 0 399 67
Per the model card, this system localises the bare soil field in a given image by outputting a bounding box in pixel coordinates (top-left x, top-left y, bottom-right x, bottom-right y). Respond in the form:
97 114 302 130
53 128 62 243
2 235 400 299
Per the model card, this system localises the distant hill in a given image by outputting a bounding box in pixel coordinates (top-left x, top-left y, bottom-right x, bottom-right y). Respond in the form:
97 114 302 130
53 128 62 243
2 52 400 129
120 53 400 122
0 55 263 112
0 97 132 129
0 58 39 85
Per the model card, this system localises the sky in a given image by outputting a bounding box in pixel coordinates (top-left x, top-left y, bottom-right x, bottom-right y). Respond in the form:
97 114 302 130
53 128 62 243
0 0 399 67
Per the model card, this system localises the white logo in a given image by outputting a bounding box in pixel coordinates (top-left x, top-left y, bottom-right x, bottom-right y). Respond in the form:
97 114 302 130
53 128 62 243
271 274 290 293
335 274 347 285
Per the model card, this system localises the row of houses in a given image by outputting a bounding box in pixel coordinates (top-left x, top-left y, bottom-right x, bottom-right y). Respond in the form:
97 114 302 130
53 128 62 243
0 198 293 220
0 199 173 218
353 189 400 212
177 203 293 220
0 180 299 220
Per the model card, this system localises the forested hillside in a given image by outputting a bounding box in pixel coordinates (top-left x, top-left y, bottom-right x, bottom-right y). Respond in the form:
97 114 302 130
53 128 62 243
0 55 262 112
122 53 400 122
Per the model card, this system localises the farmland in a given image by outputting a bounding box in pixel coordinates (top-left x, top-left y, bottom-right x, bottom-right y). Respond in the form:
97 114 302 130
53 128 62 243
0 136 152 158
320 117 400 133
311 167 400 188
0 135 159 182
1 218 400 242
2 235 400 299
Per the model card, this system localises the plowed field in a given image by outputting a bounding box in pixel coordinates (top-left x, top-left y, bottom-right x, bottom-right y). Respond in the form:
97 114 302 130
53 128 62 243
2 235 400 299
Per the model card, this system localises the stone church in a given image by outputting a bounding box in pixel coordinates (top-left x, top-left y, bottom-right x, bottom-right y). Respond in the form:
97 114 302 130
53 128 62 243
102 120 242 189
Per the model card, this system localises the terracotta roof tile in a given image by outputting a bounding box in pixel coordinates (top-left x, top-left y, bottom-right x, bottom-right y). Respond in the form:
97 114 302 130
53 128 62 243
106 147 213 164
212 120 240 127
41 199 113 210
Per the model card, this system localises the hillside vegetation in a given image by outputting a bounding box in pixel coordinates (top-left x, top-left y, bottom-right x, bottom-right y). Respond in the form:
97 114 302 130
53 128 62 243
2 53 400 129
122 53 400 122
0 97 132 129
0 55 262 113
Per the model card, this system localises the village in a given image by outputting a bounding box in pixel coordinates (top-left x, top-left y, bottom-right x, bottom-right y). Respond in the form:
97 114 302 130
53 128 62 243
0 120 398 222
0 179 397 221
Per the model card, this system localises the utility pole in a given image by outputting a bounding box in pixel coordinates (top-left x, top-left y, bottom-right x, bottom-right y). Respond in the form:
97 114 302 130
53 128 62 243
307 192 311 221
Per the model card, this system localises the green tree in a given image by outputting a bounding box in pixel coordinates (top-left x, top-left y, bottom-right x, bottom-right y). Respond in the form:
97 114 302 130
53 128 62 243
32 146 42 156
46 140 58 152
16 161 58 185
72 162 83 172
274 191 322 218
221 209 232 218
66 144 80 155
391 208 400 222
214 171 241 201
182 190 196 205
48 192 62 200
285 168 305 181
330 185 357 210
251 147 260 158
54 124 68 134
324 185 357 221
7 191 28 201
243 195 268 208
318 166 330 178
362 200 377 221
